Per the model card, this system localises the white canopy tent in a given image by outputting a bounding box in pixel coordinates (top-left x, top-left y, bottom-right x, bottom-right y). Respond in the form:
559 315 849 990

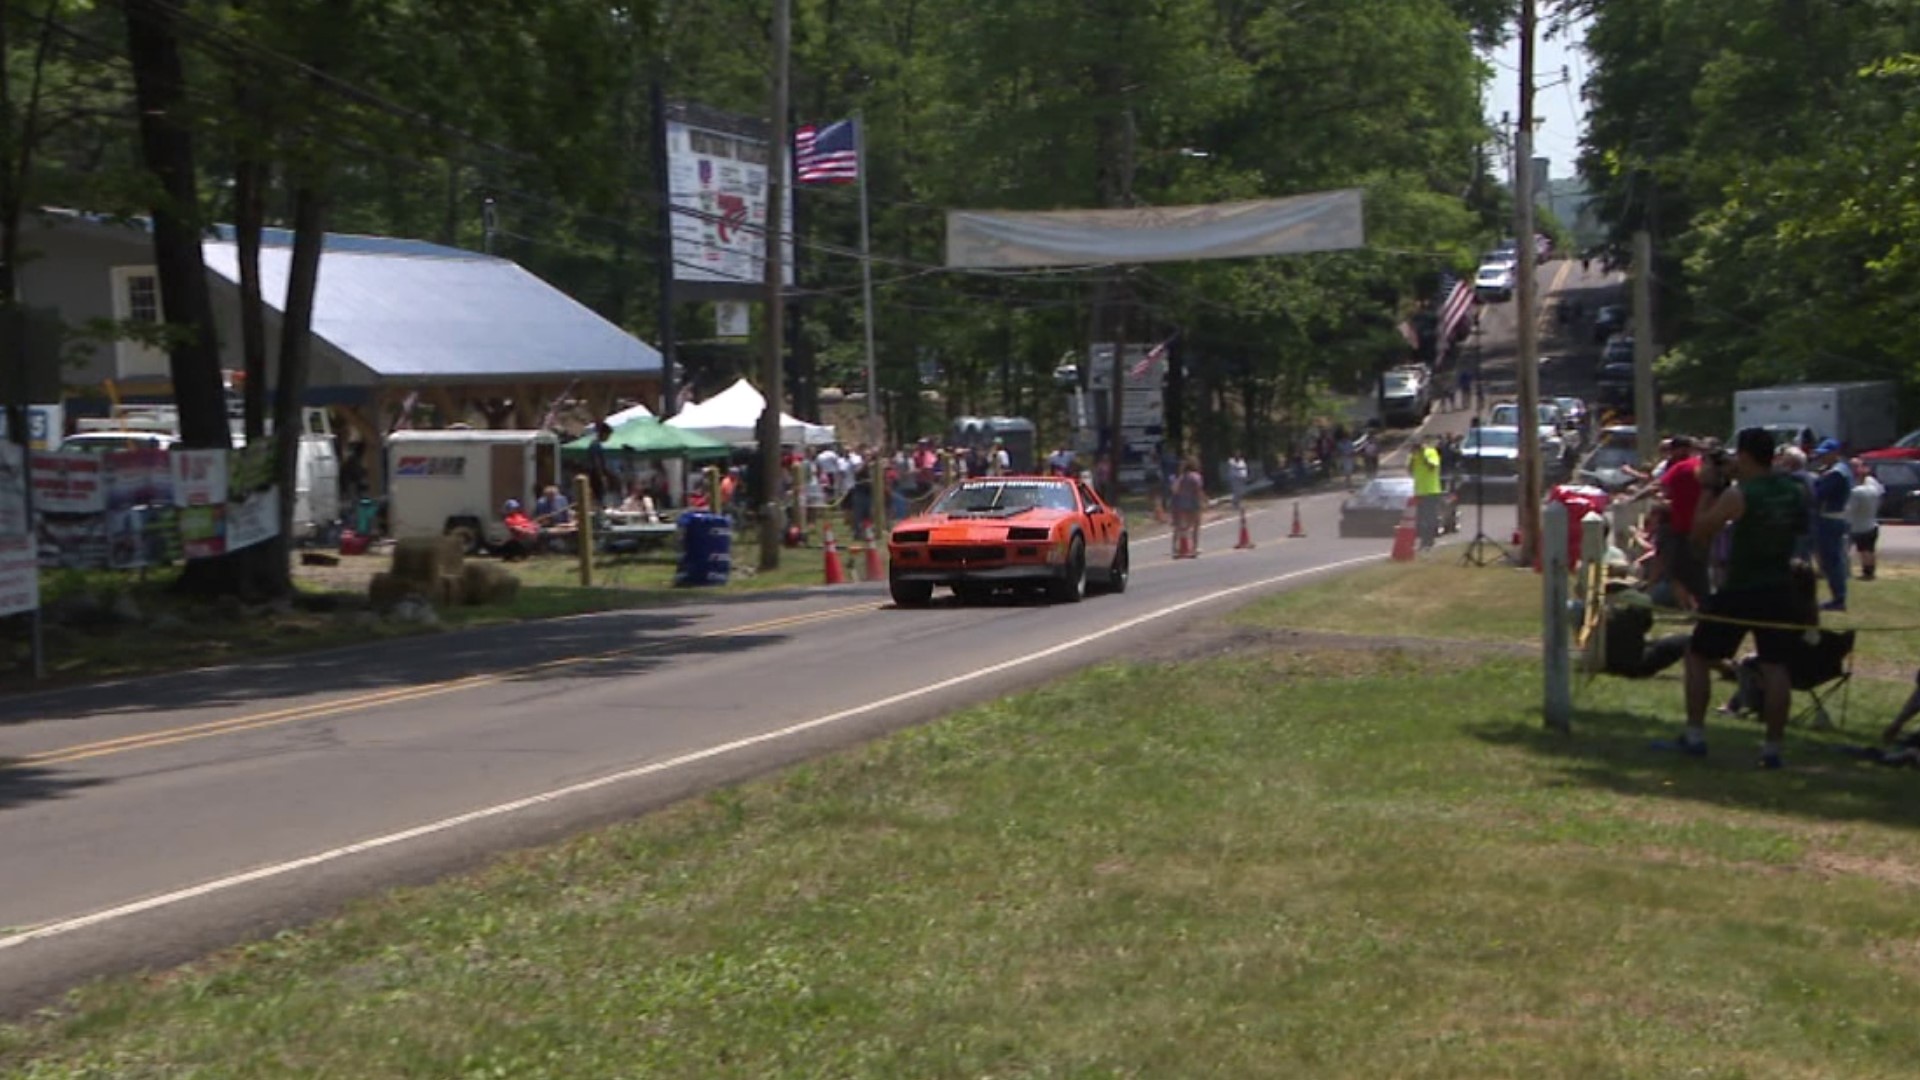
602 401 656 428
666 377 836 447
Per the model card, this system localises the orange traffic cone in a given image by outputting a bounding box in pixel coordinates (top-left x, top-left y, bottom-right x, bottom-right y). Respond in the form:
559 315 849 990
822 524 846 584
864 536 884 581
1235 508 1256 549
1288 500 1306 538
1390 498 1418 562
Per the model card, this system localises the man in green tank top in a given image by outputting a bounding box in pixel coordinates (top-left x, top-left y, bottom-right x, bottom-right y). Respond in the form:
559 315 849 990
1662 427 1809 769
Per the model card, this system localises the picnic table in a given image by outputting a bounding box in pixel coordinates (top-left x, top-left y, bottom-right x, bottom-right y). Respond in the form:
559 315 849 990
598 510 679 554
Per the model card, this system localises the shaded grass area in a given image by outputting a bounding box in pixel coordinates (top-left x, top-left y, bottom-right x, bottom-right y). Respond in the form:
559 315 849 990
1234 557 1920 679
7 651 1920 1077
1 540 837 692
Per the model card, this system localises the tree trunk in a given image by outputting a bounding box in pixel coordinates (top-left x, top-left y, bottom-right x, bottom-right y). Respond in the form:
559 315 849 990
262 185 327 596
123 0 229 450
1 0 61 444
125 0 245 596
234 158 268 441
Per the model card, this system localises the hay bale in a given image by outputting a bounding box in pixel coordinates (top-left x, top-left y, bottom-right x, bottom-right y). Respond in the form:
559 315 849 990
460 562 521 605
438 534 467 576
368 572 420 612
434 572 466 608
390 537 446 583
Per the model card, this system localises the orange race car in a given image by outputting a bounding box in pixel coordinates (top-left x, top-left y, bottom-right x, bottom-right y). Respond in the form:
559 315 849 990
887 475 1129 606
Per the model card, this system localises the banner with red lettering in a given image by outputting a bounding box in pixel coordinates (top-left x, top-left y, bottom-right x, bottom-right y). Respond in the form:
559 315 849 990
30 452 105 514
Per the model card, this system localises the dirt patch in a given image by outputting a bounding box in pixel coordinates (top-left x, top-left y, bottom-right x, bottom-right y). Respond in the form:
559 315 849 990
292 551 390 595
1124 622 1533 669
1805 850 1920 889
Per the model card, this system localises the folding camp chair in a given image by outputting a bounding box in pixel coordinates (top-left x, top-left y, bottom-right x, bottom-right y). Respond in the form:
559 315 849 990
1788 629 1856 731
1723 630 1856 731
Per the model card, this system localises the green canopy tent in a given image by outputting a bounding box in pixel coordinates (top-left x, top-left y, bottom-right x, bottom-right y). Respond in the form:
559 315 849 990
561 417 731 460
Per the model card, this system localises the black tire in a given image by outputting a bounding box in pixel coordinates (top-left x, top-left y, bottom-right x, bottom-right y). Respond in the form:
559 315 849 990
1103 538 1129 594
1048 536 1087 604
445 522 481 556
889 573 933 607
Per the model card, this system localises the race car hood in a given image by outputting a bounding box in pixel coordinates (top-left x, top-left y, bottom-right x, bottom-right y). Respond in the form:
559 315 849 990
894 507 1072 540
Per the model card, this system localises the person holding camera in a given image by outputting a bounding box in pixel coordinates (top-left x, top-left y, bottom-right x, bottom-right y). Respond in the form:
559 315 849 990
1656 427 1809 770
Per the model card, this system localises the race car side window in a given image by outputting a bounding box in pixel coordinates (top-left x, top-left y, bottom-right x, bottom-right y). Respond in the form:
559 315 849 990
1078 482 1103 512
1038 485 1077 511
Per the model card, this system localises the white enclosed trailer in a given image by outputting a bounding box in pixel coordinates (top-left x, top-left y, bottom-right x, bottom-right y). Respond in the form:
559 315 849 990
385 429 560 552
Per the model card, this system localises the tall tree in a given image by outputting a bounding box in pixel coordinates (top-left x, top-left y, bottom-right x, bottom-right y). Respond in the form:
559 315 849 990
121 0 228 453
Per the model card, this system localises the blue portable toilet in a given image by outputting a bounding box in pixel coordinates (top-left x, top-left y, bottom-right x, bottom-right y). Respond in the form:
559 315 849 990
675 512 732 586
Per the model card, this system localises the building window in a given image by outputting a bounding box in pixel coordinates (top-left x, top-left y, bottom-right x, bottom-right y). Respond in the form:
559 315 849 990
110 266 169 379
125 273 159 324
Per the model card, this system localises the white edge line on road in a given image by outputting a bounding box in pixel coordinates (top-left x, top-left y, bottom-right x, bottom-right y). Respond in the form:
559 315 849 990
0 552 1385 954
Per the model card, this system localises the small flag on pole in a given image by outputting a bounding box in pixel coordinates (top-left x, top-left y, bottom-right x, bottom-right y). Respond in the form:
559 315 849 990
795 119 860 185
1129 336 1174 380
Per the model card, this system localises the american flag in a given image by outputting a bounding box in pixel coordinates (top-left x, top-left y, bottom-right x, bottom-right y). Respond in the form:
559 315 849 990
1129 336 1173 380
1437 271 1476 345
794 119 860 184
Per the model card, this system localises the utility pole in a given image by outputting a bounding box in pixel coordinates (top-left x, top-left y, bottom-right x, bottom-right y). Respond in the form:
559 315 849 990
649 76 678 419
1631 229 1657 463
1513 0 1543 570
756 0 790 569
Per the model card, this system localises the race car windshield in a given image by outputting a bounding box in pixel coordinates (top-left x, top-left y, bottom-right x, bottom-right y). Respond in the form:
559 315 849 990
933 481 1077 516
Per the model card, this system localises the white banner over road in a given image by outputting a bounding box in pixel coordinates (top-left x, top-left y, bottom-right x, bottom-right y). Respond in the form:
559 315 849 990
945 189 1364 269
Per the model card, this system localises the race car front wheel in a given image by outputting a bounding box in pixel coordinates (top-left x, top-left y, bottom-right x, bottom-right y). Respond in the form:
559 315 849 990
1049 536 1086 603
889 572 933 607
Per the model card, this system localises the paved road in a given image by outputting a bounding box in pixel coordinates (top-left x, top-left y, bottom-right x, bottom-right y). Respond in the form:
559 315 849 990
0 495 1406 1010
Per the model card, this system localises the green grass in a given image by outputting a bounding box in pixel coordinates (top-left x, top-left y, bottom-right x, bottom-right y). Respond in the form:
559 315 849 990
1235 557 1920 679
8 650 1920 1077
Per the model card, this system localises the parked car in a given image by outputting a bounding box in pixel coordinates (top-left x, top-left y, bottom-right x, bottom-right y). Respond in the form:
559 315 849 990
1869 459 1920 523
1863 427 1920 464
1591 305 1628 344
1338 476 1458 538
1602 334 1635 365
1596 362 1636 413
1454 424 1523 503
1489 401 1569 467
1474 264 1515 302
1379 366 1431 426
887 476 1128 606
1554 396 1591 439
1575 426 1645 493
1482 247 1518 270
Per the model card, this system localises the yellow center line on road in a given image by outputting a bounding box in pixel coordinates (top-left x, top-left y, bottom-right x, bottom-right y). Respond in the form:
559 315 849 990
17 514 1289 770
16 602 881 769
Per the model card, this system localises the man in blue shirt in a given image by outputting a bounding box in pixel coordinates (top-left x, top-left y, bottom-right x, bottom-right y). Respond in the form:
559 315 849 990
1810 438 1853 611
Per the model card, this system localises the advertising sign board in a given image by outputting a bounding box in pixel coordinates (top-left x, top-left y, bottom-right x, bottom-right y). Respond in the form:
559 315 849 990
665 103 795 296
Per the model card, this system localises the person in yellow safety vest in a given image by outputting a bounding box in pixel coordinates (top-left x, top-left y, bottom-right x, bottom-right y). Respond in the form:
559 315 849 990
1408 435 1443 551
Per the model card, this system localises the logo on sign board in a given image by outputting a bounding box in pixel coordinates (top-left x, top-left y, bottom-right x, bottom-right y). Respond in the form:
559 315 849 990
395 456 466 479
715 193 749 244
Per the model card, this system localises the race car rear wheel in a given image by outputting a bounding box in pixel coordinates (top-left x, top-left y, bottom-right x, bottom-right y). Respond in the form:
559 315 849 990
1048 536 1086 603
889 572 933 607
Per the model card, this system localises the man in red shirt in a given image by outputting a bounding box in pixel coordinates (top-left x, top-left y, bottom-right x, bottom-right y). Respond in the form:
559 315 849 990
501 499 540 561
1653 436 1707 606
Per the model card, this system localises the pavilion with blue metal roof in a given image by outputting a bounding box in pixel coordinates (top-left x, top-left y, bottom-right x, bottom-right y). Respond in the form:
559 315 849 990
19 212 662 450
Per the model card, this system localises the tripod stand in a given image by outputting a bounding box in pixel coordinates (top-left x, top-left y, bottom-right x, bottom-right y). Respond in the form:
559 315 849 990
1459 418 1509 567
